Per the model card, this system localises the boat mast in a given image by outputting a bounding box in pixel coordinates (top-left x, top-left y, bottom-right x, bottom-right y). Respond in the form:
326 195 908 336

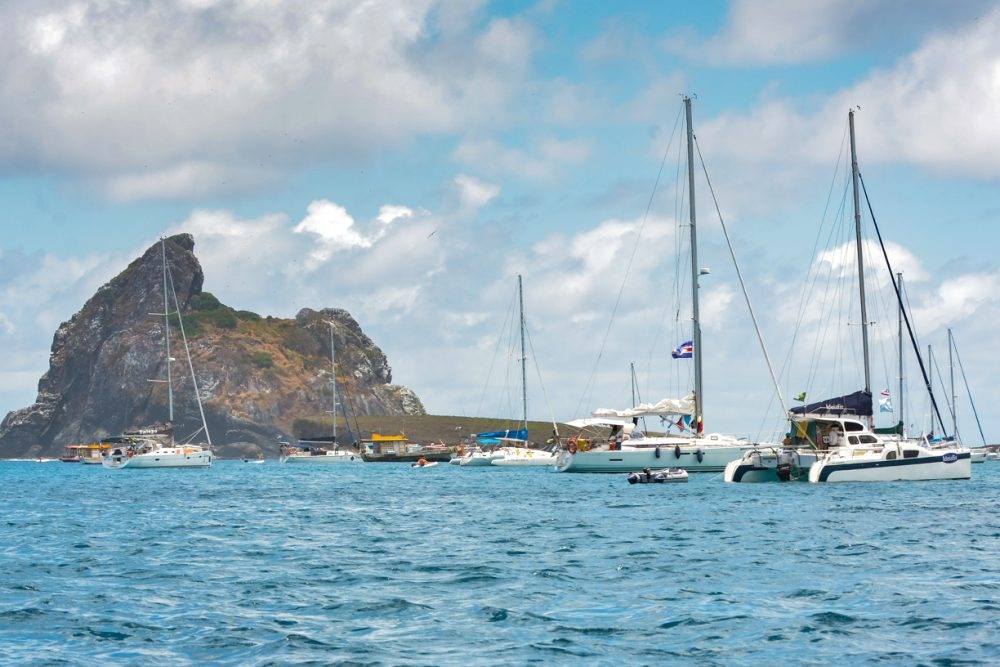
897 272 904 437
948 328 957 440
685 95 704 429
518 274 528 439
161 238 174 426
849 110 872 421
330 323 338 444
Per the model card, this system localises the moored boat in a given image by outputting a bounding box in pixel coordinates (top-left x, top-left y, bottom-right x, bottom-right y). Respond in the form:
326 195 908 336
103 238 213 470
361 434 452 463
627 467 688 484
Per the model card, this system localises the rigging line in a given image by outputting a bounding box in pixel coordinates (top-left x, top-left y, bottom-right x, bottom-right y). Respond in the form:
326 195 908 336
951 331 988 446
777 122 851 397
475 283 518 418
523 320 560 436
165 255 212 446
694 137 787 419
573 102 685 417
858 173 948 435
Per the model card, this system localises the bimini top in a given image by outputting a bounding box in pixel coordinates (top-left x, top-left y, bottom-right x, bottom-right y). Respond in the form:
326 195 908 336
789 390 872 417
593 394 695 419
473 429 528 442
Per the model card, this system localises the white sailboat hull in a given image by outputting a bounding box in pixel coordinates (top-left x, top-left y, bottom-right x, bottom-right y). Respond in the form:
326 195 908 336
556 436 757 473
102 447 212 469
457 452 504 466
808 446 971 482
280 452 364 463
491 448 556 467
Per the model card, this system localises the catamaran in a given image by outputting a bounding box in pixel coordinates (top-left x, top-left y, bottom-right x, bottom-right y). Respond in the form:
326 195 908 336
725 110 969 483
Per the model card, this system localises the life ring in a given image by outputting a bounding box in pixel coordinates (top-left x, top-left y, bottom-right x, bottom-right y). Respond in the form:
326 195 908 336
567 441 578 455
127 451 134 458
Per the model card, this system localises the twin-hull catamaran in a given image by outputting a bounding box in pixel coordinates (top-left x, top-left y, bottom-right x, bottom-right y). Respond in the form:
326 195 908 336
725 111 969 483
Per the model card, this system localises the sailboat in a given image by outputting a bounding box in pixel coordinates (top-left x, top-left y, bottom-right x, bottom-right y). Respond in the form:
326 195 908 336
103 238 214 469
555 96 759 474
776 110 971 482
453 275 556 468
280 322 364 464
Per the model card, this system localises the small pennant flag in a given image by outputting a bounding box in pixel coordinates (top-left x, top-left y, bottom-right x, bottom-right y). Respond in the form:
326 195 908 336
794 392 807 402
671 341 694 359
879 389 893 413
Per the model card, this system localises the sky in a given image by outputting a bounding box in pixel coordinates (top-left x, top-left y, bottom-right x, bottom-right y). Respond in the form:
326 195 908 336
2 0 999 443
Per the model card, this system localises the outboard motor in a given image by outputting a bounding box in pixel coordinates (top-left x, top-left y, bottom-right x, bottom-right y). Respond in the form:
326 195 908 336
776 462 793 482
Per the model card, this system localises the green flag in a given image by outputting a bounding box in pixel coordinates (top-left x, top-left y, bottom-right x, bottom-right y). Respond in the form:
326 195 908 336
794 392 807 402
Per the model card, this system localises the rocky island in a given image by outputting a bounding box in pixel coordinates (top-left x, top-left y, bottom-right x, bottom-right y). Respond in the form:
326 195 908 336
0 234 424 459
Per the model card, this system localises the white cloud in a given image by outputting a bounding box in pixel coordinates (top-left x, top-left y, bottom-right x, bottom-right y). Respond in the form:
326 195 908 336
0 1 540 199
453 174 500 210
698 6 1000 178
453 135 591 181
669 0 994 66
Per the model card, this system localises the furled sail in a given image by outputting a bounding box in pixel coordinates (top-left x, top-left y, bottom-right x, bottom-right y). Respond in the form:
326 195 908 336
593 394 696 418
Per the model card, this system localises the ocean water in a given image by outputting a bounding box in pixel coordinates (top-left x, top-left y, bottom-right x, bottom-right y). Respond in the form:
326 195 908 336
1 460 997 666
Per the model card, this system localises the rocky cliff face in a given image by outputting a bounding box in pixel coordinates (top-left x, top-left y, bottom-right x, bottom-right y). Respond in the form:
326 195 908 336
0 234 424 458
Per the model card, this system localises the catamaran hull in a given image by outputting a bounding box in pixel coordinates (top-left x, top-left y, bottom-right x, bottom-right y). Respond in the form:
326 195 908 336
555 442 755 473
808 451 971 482
724 449 820 483
102 450 213 469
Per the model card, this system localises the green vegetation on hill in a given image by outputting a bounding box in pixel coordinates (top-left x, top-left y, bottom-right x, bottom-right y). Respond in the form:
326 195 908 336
291 414 580 446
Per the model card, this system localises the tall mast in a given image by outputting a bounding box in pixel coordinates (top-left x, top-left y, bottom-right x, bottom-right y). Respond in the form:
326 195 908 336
685 96 704 429
161 238 174 425
849 110 872 413
518 274 528 437
330 323 338 443
897 272 905 436
948 328 957 439
630 362 637 407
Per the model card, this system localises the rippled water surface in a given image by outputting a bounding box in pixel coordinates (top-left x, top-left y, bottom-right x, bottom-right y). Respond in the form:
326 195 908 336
1 459 998 665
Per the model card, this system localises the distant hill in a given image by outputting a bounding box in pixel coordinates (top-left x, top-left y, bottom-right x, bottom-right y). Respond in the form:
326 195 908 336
291 414 572 450
0 234 424 459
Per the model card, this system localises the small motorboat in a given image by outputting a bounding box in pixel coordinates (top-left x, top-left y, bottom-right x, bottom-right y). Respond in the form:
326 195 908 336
627 467 688 484
411 458 438 468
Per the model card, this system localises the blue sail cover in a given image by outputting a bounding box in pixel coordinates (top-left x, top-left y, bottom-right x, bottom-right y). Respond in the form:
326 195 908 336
789 390 873 417
473 429 528 442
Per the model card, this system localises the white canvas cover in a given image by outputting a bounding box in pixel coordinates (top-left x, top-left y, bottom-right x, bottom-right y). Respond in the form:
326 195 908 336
592 393 696 418
562 417 628 429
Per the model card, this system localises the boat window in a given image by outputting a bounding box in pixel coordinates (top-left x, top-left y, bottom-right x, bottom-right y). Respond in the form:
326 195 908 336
848 436 859 444
844 421 865 432
859 435 879 444
886 450 897 460
903 450 919 459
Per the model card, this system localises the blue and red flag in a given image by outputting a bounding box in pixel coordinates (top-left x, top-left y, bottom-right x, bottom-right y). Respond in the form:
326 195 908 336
671 341 693 359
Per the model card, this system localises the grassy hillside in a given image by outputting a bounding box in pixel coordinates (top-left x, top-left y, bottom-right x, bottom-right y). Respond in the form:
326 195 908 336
292 414 576 446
